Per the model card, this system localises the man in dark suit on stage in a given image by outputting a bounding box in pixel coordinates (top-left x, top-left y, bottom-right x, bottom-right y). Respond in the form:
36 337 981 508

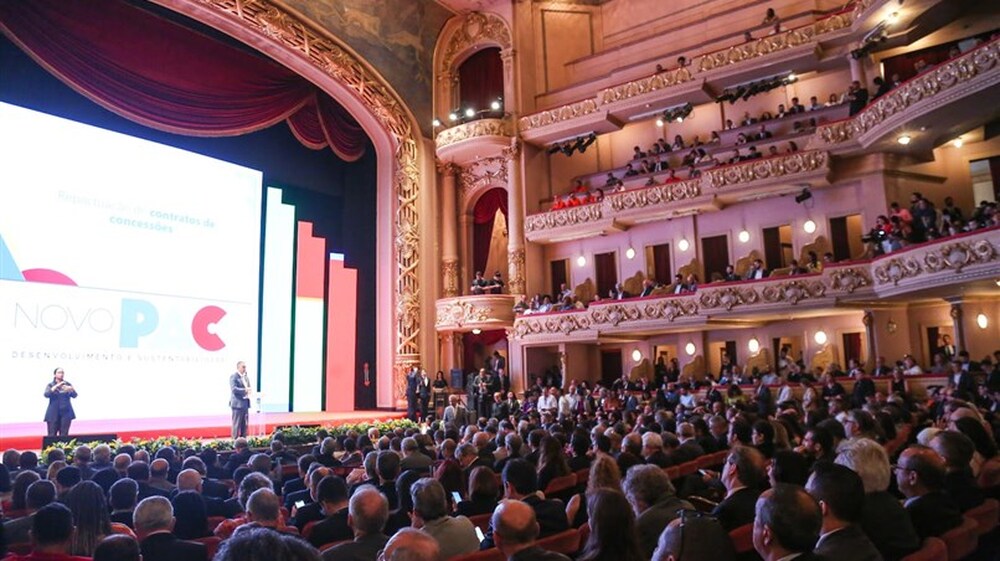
406 366 420 422
753 484 824 561
417 370 432 421
44 367 77 437
135 496 208 561
806 462 883 561
229 361 252 439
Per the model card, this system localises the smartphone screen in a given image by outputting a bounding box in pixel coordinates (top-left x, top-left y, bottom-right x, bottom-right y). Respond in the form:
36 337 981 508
451 491 462 504
294 500 306 509
475 527 486 542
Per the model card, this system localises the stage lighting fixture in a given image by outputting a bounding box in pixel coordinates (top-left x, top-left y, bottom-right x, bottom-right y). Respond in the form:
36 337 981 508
546 144 561 155
432 118 441 127
490 100 502 111
794 188 813 204
448 112 458 122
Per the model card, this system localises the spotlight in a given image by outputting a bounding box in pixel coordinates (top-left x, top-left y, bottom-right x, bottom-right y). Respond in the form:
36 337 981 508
794 188 813 204
748 338 760 353
803 220 817 234
432 118 441 127
471 328 482 335
490 100 501 111
787 72 797 82
464 108 475 118
631 349 643 363
897 134 911 145
675 116 684 123
684 342 696 356
814 331 828 345
656 118 665 127
448 112 458 122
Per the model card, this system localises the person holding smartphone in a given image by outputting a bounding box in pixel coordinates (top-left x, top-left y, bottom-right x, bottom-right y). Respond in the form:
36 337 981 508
44 367 77 437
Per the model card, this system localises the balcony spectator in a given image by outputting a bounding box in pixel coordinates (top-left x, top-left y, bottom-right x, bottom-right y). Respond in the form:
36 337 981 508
724 119 735 130
760 110 774 121
872 76 891 99
741 111 756 126
754 124 772 141
488 272 505 294
762 7 779 26
827 92 842 106
632 146 645 160
672 135 685 150
728 149 742 164
767 146 779 157
604 172 617 187
912 59 929 74
808 95 822 111
846 80 869 115
736 132 748 146
709 131 721 143
776 104 788 119
687 166 702 178
745 259 769 280
644 176 657 187
624 163 638 177
470 271 490 295
786 140 799 153
789 97 805 113
745 146 762 159
641 159 656 174
744 31 754 42
664 169 680 182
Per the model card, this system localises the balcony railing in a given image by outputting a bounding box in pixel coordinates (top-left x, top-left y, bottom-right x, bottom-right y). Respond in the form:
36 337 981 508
435 294 518 332
814 38 1000 151
512 226 999 342
435 117 514 164
525 151 830 243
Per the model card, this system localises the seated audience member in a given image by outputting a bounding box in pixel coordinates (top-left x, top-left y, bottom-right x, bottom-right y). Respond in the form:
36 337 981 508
895 445 963 540
805 462 883 561
744 259 768 280
10 469 41 512
379 528 439 561
214 472 276 539
640 432 672 468
624 465 693 558
134 496 208 561
566 455 622 528
846 80 870 116
93 535 141 561
147 459 175 493
8 503 89 561
768 450 809 487
306 475 352 548
652 513 736 561
224 438 253 474
456 466 499 517
375 450 401 510
577 489 644 561
481 459 568 549
930 431 985 512
711 446 766 531
65 481 123 557
233 488 295 537
54 466 81 498
176 468 236 518
752 484 823 561
214 527 321 561
3 480 56 546
171 491 210 540
282 454 316 506
492 499 572 561
126 462 167 501
320 485 389 561
409 478 479 559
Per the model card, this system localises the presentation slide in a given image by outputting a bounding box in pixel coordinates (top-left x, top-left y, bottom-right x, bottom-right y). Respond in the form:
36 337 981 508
0 101 262 422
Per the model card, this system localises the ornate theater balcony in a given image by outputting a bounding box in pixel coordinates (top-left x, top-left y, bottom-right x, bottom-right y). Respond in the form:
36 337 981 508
525 151 831 244
435 117 514 165
813 39 1000 154
517 0 892 146
435 294 518 333
512 227 1000 343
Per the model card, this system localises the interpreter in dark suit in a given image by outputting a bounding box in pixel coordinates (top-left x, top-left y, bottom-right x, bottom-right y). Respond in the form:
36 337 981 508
417 370 432 421
44 367 77 437
405 366 420 422
229 361 252 439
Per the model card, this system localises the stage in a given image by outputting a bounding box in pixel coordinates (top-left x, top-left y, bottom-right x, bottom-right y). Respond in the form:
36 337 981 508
0 410 406 451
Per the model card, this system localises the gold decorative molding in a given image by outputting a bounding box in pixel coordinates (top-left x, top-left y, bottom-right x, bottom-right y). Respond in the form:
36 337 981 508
760 279 827 304
599 67 693 105
181 0 422 403
817 40 1000 146
922 239 997 273
606 180 702 211
435 294 517 332
698 286 760 310
524 204 604 233
435 118 512 150
517 98 600 132
458 156 508 203
502 137 522 161
436 300 493 327
828 267 872 294
513 297 698 339
442 259 459 297
440 12 512 73
873 256 922 285
705 151 829 189
508 248 526 295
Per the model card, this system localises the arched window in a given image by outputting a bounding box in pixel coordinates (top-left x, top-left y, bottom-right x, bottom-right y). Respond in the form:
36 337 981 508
458 47 503 116
472 187 508 277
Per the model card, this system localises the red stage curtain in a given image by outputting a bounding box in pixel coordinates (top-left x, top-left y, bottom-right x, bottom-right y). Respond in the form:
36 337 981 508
472 187 508 275
463 330 507 374
458 47 504 114
0 0 366 161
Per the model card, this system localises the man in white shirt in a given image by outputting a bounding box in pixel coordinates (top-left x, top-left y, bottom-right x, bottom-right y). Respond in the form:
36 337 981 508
538 387 559 414
557 390 578 421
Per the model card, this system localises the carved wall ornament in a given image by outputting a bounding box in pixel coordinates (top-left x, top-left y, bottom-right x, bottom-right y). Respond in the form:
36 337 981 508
817 40 1000 146
524 204 604 232
873 256 922 285
606 180 701 211
435 118 512 149
705 151 828 189
761 279 826 304
698 286 760 310
517 99 600 131
442 259 459 297
458 156 508 203
440 12 513 73
599 67 694 106
828 267 872 294
922 239 997 273
436 300 493 328
508 248 526 295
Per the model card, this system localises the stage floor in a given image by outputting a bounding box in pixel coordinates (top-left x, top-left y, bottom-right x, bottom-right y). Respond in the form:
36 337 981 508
0 410 406 451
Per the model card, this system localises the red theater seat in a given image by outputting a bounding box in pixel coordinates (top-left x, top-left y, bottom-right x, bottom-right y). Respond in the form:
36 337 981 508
191 536 222 559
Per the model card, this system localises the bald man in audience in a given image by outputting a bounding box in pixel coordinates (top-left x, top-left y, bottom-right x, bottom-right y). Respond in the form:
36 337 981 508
382 528 441 561
175 468 233 518
895 445 963 540
134 496 208 561
148 459 175 493
321 485 390 561
113 454 132 477
234 488 295 536
493 499 572 561
652 513 736 561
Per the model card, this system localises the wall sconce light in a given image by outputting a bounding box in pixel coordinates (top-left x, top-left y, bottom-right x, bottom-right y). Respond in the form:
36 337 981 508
464 108 475 118
684 342 697 356
897 134 912 145
803 220 817 234
977 313 989 329
952 137 963 148
656 118 665 127
631 349 643 363
887 319 898 334
814 330 828 345
471 328 482 335
738 230 750 243
748 338 760 353
576 255 587 267
626 247 636 260
678 238 690 252
432 118 442 127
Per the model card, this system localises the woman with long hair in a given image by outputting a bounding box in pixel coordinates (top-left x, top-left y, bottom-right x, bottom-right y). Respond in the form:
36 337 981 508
455 466 498 517
64 480 117 556
577 489 645 561
536 435 571 492
172 490 211 539
10 469 40 511
565 454 622 527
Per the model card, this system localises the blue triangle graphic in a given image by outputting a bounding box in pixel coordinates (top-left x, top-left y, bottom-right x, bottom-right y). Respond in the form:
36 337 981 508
0 231 25 281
